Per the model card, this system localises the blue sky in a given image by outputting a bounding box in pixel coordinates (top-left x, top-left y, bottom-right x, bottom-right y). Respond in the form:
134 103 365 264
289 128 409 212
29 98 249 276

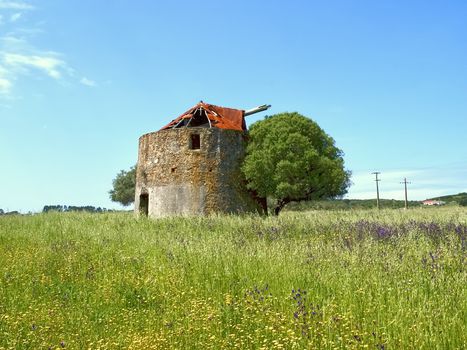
1 0 466 212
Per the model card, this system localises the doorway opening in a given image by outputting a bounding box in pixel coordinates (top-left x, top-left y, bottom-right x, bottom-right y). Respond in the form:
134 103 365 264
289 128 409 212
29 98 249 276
139 193 149 216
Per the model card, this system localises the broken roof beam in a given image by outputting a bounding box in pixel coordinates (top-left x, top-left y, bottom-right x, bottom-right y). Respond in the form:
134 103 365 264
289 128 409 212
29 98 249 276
244 104 271 117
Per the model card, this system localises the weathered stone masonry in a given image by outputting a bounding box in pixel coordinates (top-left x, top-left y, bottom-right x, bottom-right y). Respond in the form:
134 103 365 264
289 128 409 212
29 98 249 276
135 127 262 217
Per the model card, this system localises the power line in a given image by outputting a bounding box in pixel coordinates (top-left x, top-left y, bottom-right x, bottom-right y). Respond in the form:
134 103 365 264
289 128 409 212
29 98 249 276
372 172 381 209
400 178 411 209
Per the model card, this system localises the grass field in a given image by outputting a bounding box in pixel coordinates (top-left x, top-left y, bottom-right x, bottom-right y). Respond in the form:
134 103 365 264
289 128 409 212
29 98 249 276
0 208 466 349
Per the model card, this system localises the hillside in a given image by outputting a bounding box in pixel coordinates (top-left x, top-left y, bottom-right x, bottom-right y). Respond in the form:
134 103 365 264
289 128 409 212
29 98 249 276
427 192 467 204
287 192 467 211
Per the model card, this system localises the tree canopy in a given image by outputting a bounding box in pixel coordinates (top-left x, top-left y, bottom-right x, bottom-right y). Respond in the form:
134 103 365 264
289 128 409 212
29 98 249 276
109 166 136 206
242 112 351 215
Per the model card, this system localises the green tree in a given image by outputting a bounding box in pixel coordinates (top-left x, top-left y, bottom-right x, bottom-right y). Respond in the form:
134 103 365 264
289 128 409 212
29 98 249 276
242 112 351 215
109 166 136 206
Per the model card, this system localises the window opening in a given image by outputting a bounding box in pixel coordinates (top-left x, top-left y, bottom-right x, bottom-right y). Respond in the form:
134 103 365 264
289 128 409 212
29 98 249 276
190 134 201 150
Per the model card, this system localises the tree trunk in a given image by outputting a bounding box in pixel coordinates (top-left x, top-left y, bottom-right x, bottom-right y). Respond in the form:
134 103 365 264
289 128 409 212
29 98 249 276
273 205 281 216
273 198 290 216
259 197 268 216
248 189 268 216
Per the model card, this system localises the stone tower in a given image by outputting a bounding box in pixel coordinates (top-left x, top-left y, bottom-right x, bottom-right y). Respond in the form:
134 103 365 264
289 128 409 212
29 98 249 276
134 102 269 217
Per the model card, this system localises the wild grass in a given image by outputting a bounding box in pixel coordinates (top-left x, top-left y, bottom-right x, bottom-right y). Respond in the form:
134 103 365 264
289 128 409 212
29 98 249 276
0 208 465 349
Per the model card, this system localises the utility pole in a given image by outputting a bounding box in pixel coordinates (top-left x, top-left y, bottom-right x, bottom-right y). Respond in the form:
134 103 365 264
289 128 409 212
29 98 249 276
372 172 381 209
400 178 411 209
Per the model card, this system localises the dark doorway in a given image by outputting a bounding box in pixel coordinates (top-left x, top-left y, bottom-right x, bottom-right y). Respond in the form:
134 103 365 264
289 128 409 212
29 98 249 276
139 193 149 216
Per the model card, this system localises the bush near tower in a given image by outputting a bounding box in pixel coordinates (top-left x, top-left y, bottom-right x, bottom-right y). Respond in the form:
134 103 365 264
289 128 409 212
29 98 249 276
109 166 136 206
242 112 351 215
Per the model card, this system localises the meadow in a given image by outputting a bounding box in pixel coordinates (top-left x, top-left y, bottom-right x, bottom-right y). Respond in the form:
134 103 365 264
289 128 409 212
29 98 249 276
0 208 465 349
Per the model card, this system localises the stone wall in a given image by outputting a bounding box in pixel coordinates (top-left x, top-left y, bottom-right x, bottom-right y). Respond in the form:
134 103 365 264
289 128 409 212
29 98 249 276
135 128 262 217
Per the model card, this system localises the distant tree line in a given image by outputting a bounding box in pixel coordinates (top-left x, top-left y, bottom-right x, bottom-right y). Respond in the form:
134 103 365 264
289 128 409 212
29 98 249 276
0 209 20 216
0 206 115 216
42 205 113 213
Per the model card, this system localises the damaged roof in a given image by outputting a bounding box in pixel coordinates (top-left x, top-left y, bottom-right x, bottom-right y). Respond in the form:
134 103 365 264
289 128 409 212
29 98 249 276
160 102 247 131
